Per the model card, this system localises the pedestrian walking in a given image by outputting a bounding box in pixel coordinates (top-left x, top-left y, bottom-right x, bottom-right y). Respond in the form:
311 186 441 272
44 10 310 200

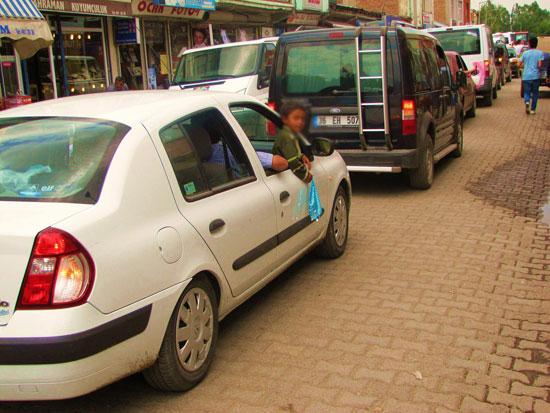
520 37 544 115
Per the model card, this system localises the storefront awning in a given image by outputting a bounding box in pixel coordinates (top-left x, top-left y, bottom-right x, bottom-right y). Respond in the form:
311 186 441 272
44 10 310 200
216 0 293 11
0 0 53 59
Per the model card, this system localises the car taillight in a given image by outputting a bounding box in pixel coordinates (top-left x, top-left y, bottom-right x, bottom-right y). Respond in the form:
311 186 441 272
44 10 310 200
18 228 94 309
484 59 490 76
402 99 416 135
267 101 277 112
266 101 278 135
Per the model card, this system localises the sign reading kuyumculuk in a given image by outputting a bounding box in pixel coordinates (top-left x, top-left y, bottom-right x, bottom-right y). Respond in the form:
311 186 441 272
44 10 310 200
153 0 215 11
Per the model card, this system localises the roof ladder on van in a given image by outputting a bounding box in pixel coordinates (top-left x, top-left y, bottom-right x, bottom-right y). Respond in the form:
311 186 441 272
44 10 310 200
355 28 393 150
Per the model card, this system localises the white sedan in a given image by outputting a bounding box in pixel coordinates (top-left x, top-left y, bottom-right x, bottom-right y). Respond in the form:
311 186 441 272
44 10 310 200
0 91 351 400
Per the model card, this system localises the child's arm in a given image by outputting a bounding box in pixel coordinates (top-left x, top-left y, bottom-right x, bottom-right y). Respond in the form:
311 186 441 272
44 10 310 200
274 133 312 183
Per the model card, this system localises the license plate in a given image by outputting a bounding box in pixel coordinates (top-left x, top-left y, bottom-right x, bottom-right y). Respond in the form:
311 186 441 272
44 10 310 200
313 115 358 128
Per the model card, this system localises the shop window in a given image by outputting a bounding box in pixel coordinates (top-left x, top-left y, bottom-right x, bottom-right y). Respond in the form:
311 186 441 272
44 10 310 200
119 44 143 90
0 39 19 98
144 21 170 89
169 22 189 76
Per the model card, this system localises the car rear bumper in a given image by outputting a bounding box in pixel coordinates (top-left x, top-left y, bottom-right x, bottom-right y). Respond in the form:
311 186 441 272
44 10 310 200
339 148 419 172
476 76 494 93
0 283 185 400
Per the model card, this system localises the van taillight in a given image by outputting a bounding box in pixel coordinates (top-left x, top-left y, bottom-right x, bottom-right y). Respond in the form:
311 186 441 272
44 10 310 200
402 99 416 135
484 60 490 76
267 101 277 112
17 228 95 309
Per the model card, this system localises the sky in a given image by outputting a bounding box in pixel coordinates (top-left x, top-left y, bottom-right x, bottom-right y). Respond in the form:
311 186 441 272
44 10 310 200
470 0 550 10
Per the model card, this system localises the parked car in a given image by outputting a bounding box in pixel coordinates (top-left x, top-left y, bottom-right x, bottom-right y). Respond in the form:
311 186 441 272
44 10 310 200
170 38 277 102
0 91 351 400
508 46 521 78
427 24 499 106
269 26 464 189
445 51 476 118
494 43 512 85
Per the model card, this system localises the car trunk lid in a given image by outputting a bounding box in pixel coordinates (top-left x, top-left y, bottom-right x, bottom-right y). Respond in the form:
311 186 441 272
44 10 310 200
0 202 90 326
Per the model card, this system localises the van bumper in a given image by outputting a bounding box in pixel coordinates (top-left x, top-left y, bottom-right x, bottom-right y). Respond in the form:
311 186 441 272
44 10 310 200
339 148 419 172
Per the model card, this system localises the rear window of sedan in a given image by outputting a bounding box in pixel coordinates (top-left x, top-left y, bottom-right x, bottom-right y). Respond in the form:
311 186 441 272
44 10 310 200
0 117 129 203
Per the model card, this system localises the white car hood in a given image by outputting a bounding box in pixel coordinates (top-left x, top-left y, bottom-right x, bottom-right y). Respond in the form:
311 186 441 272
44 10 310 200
0 202 91 327
169 76 252 94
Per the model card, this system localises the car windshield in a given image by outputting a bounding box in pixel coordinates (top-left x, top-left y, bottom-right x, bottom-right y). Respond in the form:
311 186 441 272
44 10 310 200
0 117 129 203
282 40 359 96
173 45 260 84
431 29 481 55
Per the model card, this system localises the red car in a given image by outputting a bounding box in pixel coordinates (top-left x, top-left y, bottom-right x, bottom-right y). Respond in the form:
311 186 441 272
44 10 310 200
445 51 477 118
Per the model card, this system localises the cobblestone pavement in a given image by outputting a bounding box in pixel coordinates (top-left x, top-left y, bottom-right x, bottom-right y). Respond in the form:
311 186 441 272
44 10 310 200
2 82 549 413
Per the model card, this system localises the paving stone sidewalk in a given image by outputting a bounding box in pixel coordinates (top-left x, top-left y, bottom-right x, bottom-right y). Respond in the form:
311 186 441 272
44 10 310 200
2 82 549 413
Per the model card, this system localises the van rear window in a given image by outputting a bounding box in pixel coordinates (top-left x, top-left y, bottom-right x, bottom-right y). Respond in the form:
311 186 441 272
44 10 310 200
283 41 358 96
0 117 129 203
431 29 481 55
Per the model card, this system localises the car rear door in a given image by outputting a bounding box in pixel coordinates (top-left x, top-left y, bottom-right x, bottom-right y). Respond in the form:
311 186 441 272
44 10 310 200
146 107 279 298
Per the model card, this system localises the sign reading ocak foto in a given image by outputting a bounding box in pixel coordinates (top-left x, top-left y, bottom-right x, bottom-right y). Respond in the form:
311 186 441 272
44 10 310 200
132 0 206 18
153 0 215 11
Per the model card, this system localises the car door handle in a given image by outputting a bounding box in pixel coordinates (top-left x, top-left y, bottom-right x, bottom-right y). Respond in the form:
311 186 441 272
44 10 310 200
280 191 290 202
209 219 225 233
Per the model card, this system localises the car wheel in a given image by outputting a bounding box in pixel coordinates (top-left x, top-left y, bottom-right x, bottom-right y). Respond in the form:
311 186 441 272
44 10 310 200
144 276 218 392
482 90 493 107
316 186 349 259
452 119 464 158
492 86 498 99
466 97 476 118
409 135 434 190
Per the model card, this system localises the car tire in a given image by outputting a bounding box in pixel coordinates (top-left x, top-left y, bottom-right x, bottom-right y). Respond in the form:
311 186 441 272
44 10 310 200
452 119 464 158
316 186 349 259
143 276 218 392
482 90 493 107
492 86 498 99
466 97 476 118
409 135 434 190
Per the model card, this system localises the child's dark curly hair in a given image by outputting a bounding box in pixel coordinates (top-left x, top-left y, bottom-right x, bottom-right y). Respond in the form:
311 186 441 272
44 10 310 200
279 100 310 118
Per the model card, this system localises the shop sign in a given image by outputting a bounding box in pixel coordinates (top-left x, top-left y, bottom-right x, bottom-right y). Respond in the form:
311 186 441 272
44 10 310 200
153 0 215 11
114 18 139 44
294 0 327 13
287 12 320 25
132 0 206 18
35 0 132 16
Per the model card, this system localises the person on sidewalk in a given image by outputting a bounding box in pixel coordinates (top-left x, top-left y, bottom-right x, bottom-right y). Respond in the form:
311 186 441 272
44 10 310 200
520 37 544 115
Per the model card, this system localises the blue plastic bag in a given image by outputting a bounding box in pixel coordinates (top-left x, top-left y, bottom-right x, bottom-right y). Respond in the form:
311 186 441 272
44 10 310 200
308 178 323 222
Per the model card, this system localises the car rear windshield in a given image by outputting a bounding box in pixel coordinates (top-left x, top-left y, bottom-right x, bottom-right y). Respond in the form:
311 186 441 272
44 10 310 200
282 40 359 96
431 29 481 55
0 117 129 203
174 44 260 84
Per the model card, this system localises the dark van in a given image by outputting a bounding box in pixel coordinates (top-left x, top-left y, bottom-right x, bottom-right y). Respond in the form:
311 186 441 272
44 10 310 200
269 26 464 189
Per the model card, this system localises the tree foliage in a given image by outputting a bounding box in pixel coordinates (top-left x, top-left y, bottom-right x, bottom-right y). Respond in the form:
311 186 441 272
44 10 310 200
477 0 549 37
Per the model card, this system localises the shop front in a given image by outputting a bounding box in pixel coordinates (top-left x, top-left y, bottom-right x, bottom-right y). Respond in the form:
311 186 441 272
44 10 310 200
0 0 53 107
132 0 209 89
30 0 132 100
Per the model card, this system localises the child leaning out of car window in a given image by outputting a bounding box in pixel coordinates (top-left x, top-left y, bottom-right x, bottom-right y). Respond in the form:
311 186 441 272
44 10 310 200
273 102 312 183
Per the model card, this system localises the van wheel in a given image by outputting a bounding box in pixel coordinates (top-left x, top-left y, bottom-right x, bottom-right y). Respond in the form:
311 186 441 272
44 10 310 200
466 98 476 118
452 120 463 158
492 86 498 99
143 277 218 392
409 136 434 190
482 91 493 106
316 186 349 259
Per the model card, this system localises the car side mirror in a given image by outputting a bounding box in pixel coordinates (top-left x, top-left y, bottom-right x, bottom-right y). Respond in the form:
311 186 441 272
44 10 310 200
456 71 467 88
312 137 334 157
